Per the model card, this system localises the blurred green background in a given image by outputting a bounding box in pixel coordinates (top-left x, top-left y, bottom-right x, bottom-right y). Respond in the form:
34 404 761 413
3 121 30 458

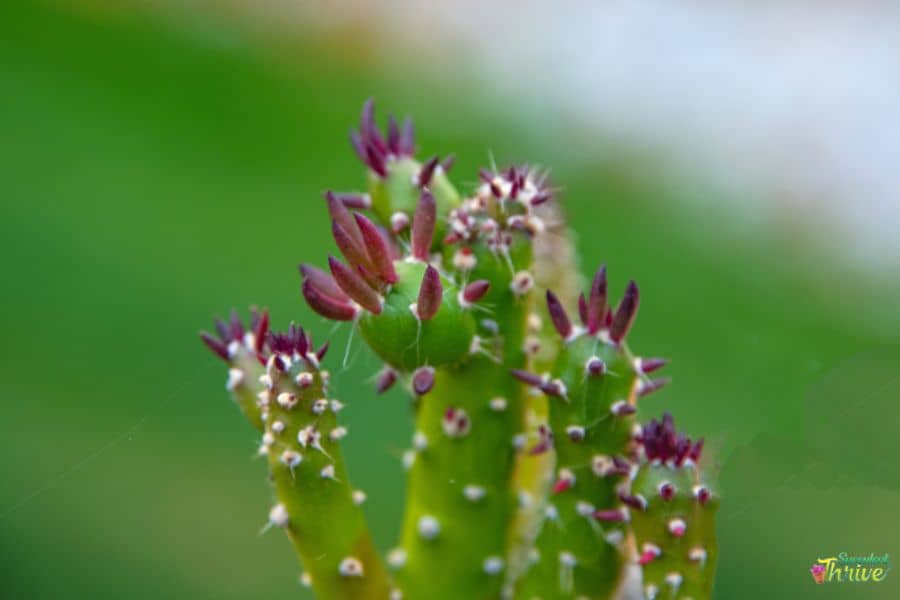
2 1 898 598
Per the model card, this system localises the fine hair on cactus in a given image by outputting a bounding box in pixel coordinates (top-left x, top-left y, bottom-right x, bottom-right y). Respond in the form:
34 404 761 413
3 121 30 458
200 99 720 599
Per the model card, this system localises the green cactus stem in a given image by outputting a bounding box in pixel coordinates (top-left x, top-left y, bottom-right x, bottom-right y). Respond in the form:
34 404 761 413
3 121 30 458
201 318 391 599
512 267 672 599
200 99 721 600
629 414 719 600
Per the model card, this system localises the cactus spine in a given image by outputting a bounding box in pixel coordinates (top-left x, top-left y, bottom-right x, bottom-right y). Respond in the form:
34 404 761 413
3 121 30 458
200 100 719 599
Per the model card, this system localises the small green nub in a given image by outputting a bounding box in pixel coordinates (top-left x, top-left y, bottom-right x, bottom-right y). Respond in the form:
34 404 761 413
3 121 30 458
359 260 475 370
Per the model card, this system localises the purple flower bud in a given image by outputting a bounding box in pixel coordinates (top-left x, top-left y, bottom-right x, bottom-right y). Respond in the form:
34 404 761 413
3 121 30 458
416 265 443 321
411 191 436 260
609 280 639 343
462 280 490 304
546 290 573 339
418 155 439 187
328 256 383 315
587 265 607 334
412 366 435 396
302 279 357 321
354 213 398 284
200 332 229 361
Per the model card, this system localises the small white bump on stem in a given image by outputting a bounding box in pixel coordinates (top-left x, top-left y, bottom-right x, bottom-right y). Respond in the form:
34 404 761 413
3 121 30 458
527 312 542 332
256 389 271 407
390 211 410 233
268 503 289 528
271 420 286 434
418 515 440 540
575 501 595 518
665 572 683 589
510 271 534 296
512 433 527 450
280 450 302 470
442 407 471 438
559 551 577 567
489 396 508 412
226 368 245 391
464 485 486 502
351 489 366 505
566 425 586 442
528 548 540 564
645 584 659 600
299 572 312 588
668 518 687 537
312 398 329 415
330 399 345 413
518 491 534 508
402 450 416 470
689 546 707 565
482 556 504 575
545 504 559 521
295 371 314 388
320 464 337 480
604 530 624 545
452 248 477 271
387 547 407 568
261 431 275 447
413 431 428 451
338 557 363 577
276 392 298 410
591 454 614 477
329 426 348 441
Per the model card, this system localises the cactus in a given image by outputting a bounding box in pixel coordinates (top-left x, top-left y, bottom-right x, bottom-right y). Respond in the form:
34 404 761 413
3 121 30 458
629 414 719 600
199 100 719 599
